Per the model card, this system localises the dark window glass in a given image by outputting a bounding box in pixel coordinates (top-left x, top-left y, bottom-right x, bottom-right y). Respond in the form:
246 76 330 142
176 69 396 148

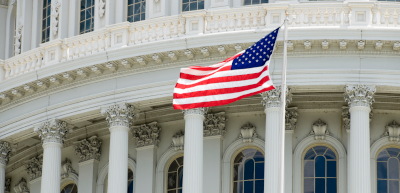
41 0 51 43
233 148 264 193
127 0 145 23
167 156 184 193
377 148 400 193
60 184 77 193
243 0 268 5
79 0 95 34
303 146 337 193
127 169 134 193
182 0 204 12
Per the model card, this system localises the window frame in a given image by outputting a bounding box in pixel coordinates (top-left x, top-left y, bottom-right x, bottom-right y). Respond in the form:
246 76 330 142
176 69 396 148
127 0 146 23
60 183 78 193
41 0 51 43
301 144 339 193
181 0 205 13
164 153 184 193
230 146 265 193
79 0 95 35
242 0 269 6
375 145 400 193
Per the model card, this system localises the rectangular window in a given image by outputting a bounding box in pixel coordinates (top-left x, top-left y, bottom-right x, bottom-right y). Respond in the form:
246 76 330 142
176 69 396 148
182 0 204 12
80 0 95 34
127 0 145 23
41 0 51 43
243 0 268 5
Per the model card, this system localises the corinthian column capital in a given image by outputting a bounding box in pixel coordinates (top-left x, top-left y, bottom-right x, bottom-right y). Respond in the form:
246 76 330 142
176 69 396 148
183 108 209 117
131 122 161 147
344 84 376 108
101 102 139 128
0 141 12 165
34 119 72 145
260 86 292 110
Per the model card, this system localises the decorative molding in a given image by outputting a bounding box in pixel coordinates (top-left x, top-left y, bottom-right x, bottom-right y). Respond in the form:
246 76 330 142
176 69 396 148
36 81 48 88
203 112 226 137
184 49 193 59
183 108 208 117
0 93 12 102
136 56 147 66
285 107 298 131
101 102 139 128
61 158 77 179
342 106 350 133
23 85 35 93
131 122 161 147
63 72 75 81
394 42 400 51
309 119 329 140
106 62 117 72
14 17 23 55
73 135 102 162
0 141 12 165
201 47 210 57
168 52 177 61
358 40 365 50
33 119 72 144
11 89 23 97
218 45 226 55
321 40 329 50
260 86 292 109
344 84 376 108
287 40 294 51
235 44 243 52
5 178 11 193
383 121 400 142
98 0 105 18
238 123 258 143
25 154 43 181
121 59 132 69
375 40 383 50
91 65 103 74
14 178 29 193
339 40 347 50
171 131 184 151
304 40 311 50
77 69 88 77
51 0 61 36
152 54 162 64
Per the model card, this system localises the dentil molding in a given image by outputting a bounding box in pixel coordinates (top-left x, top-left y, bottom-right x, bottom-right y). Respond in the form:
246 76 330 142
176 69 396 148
73 135 102 162
203 112 226 137
131 122 161 147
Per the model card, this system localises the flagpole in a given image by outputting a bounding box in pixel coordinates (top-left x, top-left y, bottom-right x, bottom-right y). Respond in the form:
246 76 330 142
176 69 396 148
278 14 289 193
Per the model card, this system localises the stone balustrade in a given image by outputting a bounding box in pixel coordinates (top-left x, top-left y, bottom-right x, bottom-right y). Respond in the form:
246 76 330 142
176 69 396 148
2 2 400 80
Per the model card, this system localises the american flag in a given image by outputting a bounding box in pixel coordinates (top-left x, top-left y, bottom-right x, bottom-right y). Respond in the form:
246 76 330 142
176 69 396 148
173 27 280 110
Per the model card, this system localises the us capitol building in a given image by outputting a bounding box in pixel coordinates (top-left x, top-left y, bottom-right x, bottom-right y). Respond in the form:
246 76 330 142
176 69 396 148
0 0 399 193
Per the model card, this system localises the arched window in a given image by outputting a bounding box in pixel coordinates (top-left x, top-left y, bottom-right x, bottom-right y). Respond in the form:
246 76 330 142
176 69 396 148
105 168 134 193
61 183 78 193
127 0 145 22
243 0 268 6
41 0 51 43
232 148 264 193
80 0 95 34
303 146 337 193
182 0 204 12
377 147 400 193
167 156 184 193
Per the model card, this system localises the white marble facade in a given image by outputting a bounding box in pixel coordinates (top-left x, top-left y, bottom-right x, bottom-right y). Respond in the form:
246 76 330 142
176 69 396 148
0 0 400 193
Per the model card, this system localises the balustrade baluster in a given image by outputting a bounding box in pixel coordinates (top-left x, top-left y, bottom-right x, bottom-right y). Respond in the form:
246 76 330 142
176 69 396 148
150 24 157 41
289 10 296 26
171 21 179 37
92 37 99 53
79 40 86 57
205 16 212 34
19 59 25 74
220 15 227 32
235 13 243 30
86 38 93 55
164 22 171 39
157 23 164 40
31 55 38 70
142 26 150 42
335 8 342 26
179 19 186 36
134 27 143 44
344 9 350 25
251 12 258 29
244 12 250 29
74 42 80 59
295 10 302 26
4 65 10 79
319 9 326 25
303 9 310 25
396 9 400 26
15 61 20 75
388 9 394 26
61 44 68 62
36 53 43 69
380 9 387 26
327 9 334 25
372 9 378 25
228 14 235 31
105 33 111 49
24 58 31 73
9 63 15 77
259 12 266 28
212 16 219 33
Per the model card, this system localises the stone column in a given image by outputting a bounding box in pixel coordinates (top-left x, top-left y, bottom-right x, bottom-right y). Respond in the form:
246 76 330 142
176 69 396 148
0 142 12 193
131 122 161 193
344 84 376 193
203 112 226 193
101 103 138 193
74 136 102 193
34 119 71 193
284 107 298 193
183 108 208 193
261 86 292 193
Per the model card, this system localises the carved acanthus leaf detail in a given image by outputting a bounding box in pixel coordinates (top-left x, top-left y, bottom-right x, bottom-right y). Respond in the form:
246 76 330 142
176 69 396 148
61 158 76 179
183 108 208 117
25 154 43 181
5 178 11 193
383 121 400 142
74 136 102 162
342 106 350 133
238 123 258 143
310 119 329 140
203 112 226 137
101 102 139 128
0 141 12 165
98 0 105 17
14 17 23 55
344 84 376 108
34 119 72 144
14 178 29 193
261 86 292 109
131 122 161 147
51 0 61 35
171 131 184 151
285 107 299 131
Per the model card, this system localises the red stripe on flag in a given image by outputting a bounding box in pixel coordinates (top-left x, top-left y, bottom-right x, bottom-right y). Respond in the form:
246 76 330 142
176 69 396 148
173 85 275 110
173 75 270 99
175 65 268 89
180 65 232 80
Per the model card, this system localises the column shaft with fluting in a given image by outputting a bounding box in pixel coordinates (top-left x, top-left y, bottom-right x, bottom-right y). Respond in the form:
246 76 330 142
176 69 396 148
345 85 375 193
101 102 138 193
183 108 207 193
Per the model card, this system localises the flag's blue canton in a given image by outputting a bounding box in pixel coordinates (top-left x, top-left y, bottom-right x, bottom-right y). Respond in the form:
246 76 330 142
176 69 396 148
231 27 280 70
